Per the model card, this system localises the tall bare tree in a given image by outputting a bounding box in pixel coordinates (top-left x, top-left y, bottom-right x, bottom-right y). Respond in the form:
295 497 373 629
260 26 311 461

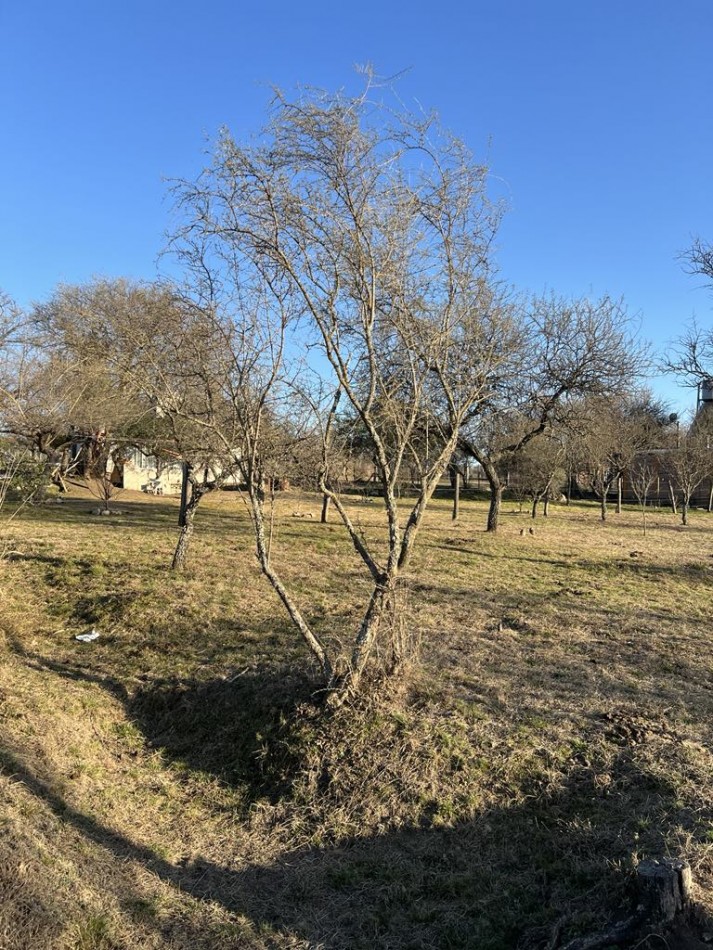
168 79 510 695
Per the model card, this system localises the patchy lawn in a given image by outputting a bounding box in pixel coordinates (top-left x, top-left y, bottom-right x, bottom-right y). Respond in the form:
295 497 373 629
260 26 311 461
1 486 713 948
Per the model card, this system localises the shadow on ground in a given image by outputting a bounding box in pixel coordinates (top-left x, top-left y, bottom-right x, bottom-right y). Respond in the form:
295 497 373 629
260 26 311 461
1 736 711 950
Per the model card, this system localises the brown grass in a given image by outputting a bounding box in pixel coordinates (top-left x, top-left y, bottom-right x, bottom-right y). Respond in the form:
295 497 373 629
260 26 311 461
1 486 713 948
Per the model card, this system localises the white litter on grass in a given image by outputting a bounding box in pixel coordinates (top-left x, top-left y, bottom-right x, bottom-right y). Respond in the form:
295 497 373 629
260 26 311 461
75 629 100 643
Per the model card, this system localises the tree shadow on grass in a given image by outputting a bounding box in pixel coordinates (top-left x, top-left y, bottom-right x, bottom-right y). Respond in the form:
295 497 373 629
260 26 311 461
11 644 317 806
1 738 712 950
130 667 317 802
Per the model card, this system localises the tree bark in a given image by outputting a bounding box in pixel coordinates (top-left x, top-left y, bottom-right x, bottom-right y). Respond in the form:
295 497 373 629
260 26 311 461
616 474 622 514
346 579 396 694
668 481 678 514
487 482 503 532
543 495 550 517
477 454 503 532
171 502 196 570
531 496 538 519
320 493 330 523
682 500 689 526
600 491 607 522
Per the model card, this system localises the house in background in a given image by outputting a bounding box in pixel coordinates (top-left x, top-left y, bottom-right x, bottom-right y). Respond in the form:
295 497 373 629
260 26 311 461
121 449 184 495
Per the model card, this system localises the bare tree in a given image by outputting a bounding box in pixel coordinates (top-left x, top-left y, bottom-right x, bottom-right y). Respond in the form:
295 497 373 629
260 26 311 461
508 433 566 519
458 293 646 532
167 78 508 696
664 237 713 385
667 425 711 526
24 281 161 497
683 237 713 287
577 392 667 522
630 455 657 536
36 279 252 567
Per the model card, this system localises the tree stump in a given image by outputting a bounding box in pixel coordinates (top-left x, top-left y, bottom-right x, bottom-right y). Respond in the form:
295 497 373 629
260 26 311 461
636 857 692 925
560 858 693 949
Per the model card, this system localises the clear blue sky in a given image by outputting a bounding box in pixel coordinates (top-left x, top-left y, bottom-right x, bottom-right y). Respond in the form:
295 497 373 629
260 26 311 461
2 1 712 411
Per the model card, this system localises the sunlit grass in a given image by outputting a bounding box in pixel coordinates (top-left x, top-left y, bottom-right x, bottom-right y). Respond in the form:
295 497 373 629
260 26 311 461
1 486 713 947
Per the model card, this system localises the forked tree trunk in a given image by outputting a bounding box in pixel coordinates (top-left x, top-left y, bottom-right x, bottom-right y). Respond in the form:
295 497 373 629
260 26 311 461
462 449 502 532
531 496 539 519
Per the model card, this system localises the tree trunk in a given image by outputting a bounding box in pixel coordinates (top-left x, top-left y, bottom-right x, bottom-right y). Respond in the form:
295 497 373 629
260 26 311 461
543 495 550 517
531 496 538 519
178 462 191 527
171 464 197 570
487 483 503 532
565 466 572 505
171 503 196 570
707 481 713 512
616 475 622 514
668 481 678 514
347 580 394 694
600 491 607 522
452 470 460 521
682 500 688 526
251 486 332 683
320 493 330 523
478 457 503 533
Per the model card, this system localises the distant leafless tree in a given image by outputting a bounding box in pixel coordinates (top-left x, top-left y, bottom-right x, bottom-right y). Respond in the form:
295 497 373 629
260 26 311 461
683 237 713 288
458 293 647 532
667 426 711 526
629 455 657 536
664 237 713 385
577 392 668 522
508 433 566 519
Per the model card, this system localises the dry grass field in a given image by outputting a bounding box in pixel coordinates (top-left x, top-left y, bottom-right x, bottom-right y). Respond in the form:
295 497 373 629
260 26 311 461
2 486 713 949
